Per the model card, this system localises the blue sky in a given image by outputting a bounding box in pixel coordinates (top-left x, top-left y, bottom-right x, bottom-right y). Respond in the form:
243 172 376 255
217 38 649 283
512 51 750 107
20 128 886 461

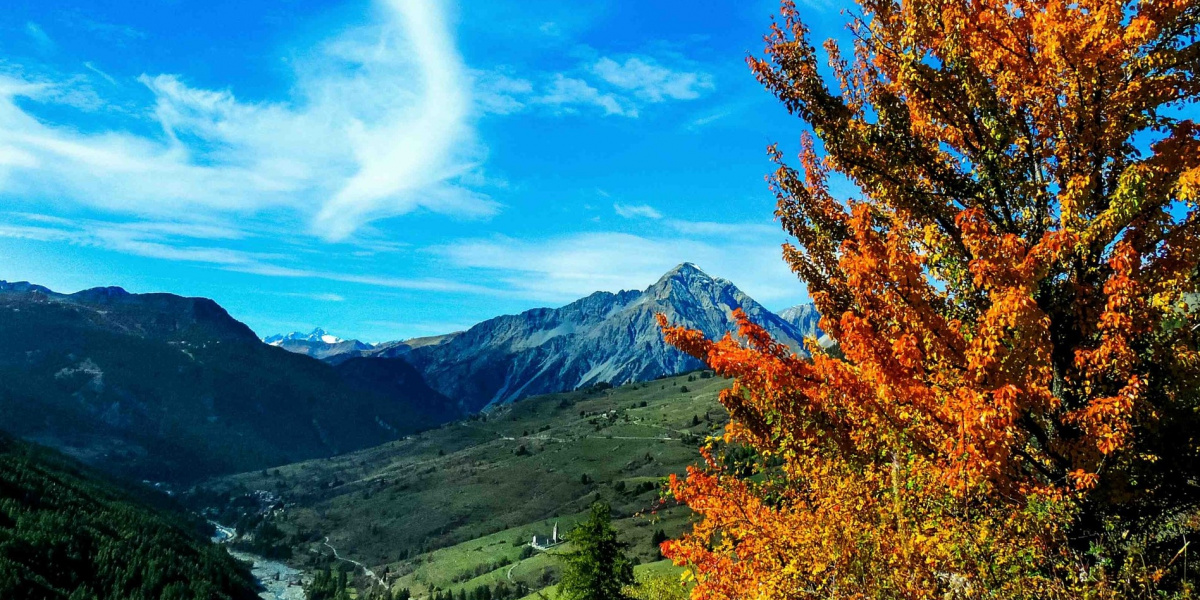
0 0 855 341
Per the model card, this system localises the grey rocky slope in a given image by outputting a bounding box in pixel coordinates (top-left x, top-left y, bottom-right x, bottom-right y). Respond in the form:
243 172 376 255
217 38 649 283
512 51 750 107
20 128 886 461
779 303 822 338
779 302 835 348
389 263 811 412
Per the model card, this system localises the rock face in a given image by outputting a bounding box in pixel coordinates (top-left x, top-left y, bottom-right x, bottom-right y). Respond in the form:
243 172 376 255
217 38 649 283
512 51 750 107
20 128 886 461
779 303 834 348
263 328 374 361
395 263 810 412
0 282 458 482
778 303 822 338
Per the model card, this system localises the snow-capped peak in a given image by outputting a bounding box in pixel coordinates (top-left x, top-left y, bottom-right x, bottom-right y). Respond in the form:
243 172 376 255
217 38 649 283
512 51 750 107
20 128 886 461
262 327 342 345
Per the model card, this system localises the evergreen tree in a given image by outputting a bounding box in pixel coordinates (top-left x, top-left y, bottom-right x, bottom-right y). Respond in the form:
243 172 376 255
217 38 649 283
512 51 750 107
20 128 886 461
556 503 634 600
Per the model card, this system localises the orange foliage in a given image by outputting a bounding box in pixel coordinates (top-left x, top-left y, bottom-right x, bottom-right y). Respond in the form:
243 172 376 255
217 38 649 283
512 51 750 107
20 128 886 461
658 0 1200 597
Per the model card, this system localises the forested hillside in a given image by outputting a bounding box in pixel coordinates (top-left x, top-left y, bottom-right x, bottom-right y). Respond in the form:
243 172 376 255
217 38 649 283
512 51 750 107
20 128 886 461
0 282 459 481
0 434 259 600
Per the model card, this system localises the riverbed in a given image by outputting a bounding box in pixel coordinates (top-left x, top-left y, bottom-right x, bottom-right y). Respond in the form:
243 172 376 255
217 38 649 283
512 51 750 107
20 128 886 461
212 523 308 600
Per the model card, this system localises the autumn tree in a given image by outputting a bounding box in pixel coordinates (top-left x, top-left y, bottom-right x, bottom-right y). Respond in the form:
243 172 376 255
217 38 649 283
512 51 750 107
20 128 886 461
658 0 1200 597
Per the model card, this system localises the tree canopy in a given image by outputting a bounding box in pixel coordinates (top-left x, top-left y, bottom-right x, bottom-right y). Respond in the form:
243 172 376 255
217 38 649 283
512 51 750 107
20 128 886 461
659 0 1200 597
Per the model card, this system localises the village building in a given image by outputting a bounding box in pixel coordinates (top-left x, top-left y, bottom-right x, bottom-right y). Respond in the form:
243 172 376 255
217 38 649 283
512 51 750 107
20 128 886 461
531 522 561 550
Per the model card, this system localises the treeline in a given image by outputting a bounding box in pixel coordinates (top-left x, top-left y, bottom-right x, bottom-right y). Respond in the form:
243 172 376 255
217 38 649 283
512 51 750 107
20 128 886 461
0 434 259 600
307 566 416 600
429 580 527 600
307 566 526 600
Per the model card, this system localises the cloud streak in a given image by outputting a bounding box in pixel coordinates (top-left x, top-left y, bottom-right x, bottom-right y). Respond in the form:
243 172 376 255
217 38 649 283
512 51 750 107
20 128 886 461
591 56 714 102
25 22 55 52
477 53 714 119
0 212 496 296
613 203 662 219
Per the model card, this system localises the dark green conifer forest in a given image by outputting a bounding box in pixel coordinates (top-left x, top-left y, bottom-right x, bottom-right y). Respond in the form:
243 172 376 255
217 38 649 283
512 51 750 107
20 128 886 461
0 434 259 600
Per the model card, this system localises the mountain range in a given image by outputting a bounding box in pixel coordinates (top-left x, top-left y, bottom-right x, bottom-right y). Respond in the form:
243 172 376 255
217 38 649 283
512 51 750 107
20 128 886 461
0 263 820 480
0 281 457 481
356 263 814 412
263 327 374 360
263 263 825 413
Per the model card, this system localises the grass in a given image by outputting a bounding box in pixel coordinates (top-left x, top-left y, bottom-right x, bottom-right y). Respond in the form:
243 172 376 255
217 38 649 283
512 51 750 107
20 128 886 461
193 371 729 597
513 561 685 600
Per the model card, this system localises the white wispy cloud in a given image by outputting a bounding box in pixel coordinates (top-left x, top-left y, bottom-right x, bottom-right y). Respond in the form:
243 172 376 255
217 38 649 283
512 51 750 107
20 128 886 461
81 62 118 86
0 213 496 295
591 56 714 102
664 219 779 237
473 71 535 115
479 53 714 119
25 22 55 52
686 109 731 131
0 0 494 242
535 74 633 117
613 203 662 219
610 204 775 237
277 292 346 302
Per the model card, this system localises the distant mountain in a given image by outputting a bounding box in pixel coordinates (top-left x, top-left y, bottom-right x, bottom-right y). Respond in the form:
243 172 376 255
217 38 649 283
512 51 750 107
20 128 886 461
389 263 810 412
0 281 459 481
779 303 822 337
264 327 374 361
363 333 462 363
778 303 833 348
264 327 343 345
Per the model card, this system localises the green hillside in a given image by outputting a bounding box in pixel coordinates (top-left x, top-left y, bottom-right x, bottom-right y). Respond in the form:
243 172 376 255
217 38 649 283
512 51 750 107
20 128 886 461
190 371 730 598
0 434 259 600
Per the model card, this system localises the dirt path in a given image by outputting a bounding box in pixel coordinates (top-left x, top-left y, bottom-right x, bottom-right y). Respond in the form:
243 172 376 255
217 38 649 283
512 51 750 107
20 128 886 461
323 537 384 586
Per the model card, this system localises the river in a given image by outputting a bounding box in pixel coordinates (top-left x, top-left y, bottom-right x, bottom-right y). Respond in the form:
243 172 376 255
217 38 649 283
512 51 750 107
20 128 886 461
212 523 308 600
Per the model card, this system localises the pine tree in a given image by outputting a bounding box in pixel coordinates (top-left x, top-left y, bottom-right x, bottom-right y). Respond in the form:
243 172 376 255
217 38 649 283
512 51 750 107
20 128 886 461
556 503 635 600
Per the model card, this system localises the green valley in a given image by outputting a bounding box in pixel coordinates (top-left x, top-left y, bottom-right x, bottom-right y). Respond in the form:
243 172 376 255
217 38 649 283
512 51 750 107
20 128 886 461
190 371 731 598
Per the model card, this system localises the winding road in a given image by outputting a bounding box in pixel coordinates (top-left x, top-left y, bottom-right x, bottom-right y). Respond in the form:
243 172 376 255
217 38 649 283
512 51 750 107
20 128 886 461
323 537 384 586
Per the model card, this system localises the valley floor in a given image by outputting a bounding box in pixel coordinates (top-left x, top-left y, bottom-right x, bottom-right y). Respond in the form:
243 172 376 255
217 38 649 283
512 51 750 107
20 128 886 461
192 371 729 598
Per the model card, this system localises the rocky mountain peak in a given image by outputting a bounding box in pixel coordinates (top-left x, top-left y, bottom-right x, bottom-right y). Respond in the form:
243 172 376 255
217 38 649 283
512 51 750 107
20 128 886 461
778 302 833 348
264 327 341 344
393 263 811 410
649 263 736 301
0 281 53 295
654 262 713 286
